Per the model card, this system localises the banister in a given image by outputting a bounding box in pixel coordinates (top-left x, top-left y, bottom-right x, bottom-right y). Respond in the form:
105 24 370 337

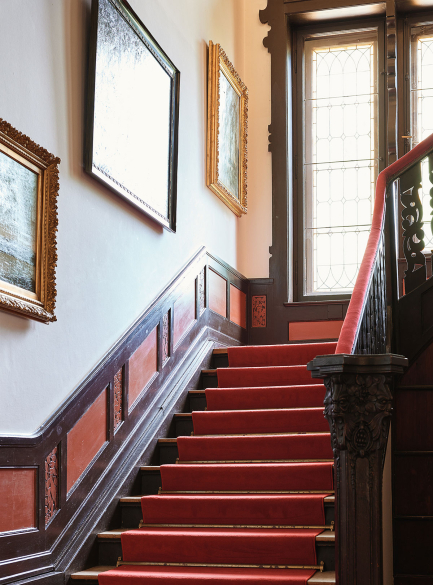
336 132 433 355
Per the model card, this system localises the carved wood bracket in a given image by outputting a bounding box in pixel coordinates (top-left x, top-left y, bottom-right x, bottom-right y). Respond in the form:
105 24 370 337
308 353 407 584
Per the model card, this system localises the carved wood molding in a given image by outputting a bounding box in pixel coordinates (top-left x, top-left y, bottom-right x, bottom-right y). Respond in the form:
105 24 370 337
309 353 407 585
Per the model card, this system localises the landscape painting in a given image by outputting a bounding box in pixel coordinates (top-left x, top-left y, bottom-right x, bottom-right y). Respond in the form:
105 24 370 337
86 0 180 231
0 150 38 293
0 118 60 323
218 71 240 201
206 41 248 216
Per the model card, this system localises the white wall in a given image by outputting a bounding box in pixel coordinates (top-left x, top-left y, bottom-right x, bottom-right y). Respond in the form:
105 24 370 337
0 0 270 436
237 0 272 279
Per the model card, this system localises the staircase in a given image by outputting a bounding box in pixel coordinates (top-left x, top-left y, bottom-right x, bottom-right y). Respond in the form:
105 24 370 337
71 342 337 584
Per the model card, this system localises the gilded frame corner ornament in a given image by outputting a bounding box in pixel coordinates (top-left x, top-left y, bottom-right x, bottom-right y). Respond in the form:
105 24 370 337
0 118 60 323
207 41 248 217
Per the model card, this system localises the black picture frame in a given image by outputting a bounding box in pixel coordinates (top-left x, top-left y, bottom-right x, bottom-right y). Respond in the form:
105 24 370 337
85 0 180 231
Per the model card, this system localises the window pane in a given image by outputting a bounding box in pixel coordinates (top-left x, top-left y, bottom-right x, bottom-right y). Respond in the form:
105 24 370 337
411 33 433 252
304 31 379 295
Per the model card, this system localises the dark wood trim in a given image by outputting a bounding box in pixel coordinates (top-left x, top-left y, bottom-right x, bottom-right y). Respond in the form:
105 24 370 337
0 248 248 584
309 353 408 585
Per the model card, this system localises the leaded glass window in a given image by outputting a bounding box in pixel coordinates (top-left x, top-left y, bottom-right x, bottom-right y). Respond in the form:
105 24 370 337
303 30 379 295
410 26 433 251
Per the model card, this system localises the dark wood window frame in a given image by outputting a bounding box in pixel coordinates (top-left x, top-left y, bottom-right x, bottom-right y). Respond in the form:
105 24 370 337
249 0 433 346
292 18 387 302
259 0 400 310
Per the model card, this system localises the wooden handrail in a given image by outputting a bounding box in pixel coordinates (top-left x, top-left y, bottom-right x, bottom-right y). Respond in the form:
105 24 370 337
336 133 433 355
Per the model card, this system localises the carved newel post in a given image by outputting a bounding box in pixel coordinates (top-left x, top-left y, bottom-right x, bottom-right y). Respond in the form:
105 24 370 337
308 354 407 585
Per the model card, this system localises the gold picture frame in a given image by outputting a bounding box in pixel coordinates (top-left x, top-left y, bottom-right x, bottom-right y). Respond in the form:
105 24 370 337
0 119 60 323
207 41 248 216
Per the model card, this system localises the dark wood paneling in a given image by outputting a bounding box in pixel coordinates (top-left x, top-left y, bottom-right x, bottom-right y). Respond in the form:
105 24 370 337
45 446 59 525
67 389 108 493
0 468 37 532
400 342 433 386
129 326 158 406
395 577 433 585
208 268 227 318
398 277 433 362
0 248 248 584
113 368 123 432
289 319 343 341
173 284 195 347
394 519 433 575
394 455 433 516
229 284 247 329
394 389 433 451
251 295 266 327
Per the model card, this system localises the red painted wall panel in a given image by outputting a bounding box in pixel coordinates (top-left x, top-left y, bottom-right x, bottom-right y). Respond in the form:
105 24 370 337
67 389 107 493
209 270 227 318
0 468 37 532
173 285 195 347
129 327 158 406
230 284 247 329
289 320 343 341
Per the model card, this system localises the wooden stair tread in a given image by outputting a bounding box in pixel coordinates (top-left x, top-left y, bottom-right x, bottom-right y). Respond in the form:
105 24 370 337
98 528 335 541
308 571 336 584
177 459 334 464
70 566 113 580
195 432 331 437
316 530 334 543
176 407 327 415
189 390 206 394
99 529 129 538
70 566 334 583
213 348 228 355
129 492 335 503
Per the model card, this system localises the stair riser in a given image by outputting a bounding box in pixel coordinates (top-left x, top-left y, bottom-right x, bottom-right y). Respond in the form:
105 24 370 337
141 471 162 495
212 354 229 369
189 393 207 412
317 544 334 571
158 443 179 464
121 503 142 529
98 539 335 570
121 501 335 530
201 372 218 388
174 417 194 437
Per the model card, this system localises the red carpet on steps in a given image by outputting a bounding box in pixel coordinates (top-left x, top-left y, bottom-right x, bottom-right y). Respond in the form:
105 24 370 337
205 385 327 411
99 341 336 585
141 494 328 525
99 566 317 584
159 462 333 492
177 433 333 462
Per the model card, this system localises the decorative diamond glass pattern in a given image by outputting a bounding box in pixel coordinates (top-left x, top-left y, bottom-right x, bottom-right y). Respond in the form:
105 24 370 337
411 31 433 251
304 31 379 295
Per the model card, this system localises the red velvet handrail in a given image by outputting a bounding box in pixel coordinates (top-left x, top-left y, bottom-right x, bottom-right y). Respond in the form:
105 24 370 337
336 133 433 354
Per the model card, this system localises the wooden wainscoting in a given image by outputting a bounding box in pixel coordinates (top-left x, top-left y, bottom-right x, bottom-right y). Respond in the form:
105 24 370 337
0 248 248 585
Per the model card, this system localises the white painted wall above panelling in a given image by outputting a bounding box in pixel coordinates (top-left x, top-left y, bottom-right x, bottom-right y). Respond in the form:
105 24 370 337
0 0 270 435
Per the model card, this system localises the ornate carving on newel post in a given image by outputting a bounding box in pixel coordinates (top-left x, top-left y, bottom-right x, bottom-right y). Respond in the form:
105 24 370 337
308 355 407 585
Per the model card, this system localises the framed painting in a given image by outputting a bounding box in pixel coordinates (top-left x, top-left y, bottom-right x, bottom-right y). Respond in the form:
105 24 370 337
207 41 248 217
85 0 180 231
0 119 60 323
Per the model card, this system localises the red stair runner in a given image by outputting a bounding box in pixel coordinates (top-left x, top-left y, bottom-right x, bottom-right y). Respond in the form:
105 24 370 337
99 342 334 585
205 385 327 411
99 566 318 584
177 433 333 462
159 462 333 492
141 494 328 526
